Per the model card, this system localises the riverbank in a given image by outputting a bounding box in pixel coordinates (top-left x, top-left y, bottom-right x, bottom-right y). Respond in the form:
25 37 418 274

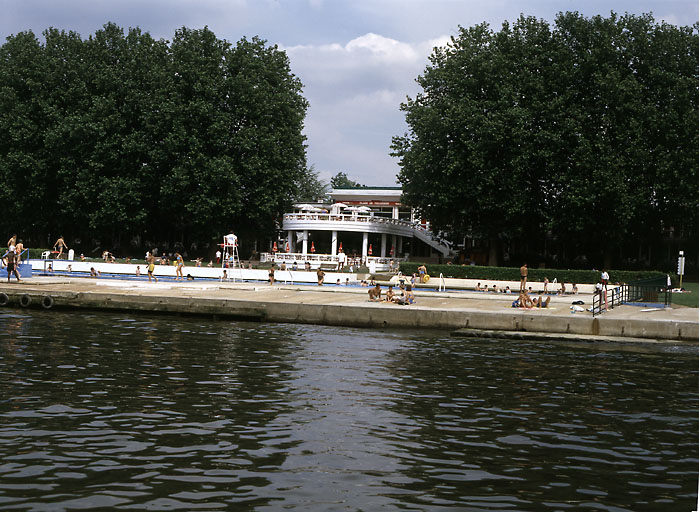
1 276 697 342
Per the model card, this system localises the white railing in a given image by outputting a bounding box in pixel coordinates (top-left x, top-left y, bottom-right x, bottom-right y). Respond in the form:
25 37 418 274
260 251 406 270
283 213 438 234
283 213 451 254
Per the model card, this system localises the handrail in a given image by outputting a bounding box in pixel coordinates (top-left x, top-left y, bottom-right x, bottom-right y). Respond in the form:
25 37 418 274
262 252 406 266
592 282 672 316
284 270 294 285
283 213 449 249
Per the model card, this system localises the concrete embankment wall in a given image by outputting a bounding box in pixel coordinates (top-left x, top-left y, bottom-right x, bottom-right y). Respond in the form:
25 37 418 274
1 282 698 342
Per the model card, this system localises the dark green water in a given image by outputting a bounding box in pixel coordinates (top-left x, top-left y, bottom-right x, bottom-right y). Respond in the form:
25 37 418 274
0 310 698 511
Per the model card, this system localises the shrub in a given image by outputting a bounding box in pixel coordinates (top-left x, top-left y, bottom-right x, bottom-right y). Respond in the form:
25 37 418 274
399 262 671 285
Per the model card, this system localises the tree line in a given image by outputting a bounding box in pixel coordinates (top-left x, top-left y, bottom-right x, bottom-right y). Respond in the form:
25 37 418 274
0 23 314 257
392 12 698 270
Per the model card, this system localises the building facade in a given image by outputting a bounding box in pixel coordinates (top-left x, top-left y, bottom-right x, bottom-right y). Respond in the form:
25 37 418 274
262 187 451 270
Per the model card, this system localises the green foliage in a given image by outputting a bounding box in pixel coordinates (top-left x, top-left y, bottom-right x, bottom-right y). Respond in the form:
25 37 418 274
392 13 699 268
26 248 51 259
295 165 330 202
330 172 365 189
399 262 668 285
0 24 308 251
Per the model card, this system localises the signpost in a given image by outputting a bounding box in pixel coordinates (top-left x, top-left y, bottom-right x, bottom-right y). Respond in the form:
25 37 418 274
677 250 686 288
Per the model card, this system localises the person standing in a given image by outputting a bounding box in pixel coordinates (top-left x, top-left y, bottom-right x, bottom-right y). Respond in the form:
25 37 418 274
147 253 158 283
14 240 24 265
215 249 222 264
6 248 21 283
520 263 528 292
7 234 16 249
53 236 68 259
269 267 275 285
601 269 609 290
175 252 184 281
418 264 427 283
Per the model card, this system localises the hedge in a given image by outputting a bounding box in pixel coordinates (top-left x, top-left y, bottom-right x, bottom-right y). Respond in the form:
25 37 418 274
27 248 52 259
399 262 672 285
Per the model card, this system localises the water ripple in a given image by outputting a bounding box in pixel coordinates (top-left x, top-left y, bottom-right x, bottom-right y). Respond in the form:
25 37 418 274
0 312 697 510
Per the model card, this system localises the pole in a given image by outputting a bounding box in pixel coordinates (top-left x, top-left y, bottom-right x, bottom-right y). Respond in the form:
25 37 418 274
678 250 685 289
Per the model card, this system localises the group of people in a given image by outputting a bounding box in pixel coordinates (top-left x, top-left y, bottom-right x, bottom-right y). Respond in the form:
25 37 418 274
5 234 24 282
368 283 415 305
476 283 513 293
512 289 551 309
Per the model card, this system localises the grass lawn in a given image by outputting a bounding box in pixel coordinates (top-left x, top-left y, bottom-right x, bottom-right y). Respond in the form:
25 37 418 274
671 281 699 308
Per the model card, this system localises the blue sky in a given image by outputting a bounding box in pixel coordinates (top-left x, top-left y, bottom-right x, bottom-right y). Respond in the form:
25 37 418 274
1 0 697 186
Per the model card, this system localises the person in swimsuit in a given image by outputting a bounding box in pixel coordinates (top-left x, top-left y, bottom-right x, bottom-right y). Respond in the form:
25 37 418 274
418 264 427 283
6 249 21 282
53 236 68 259
406 285 415 304
384 286 395 302
520 263 528 292
14 240 24 265
175 252 184 281
147 253 157 283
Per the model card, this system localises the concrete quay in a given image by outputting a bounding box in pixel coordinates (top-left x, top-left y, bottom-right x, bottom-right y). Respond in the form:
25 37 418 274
0 276 698 343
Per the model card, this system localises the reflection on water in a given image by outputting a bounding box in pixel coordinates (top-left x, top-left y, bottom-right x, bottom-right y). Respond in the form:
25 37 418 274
0 310 698 511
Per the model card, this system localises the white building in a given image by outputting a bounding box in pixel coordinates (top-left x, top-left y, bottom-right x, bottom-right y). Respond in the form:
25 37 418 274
262 187 451 270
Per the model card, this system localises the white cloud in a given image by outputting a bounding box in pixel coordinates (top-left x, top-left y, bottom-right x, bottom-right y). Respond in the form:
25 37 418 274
285 33 449 185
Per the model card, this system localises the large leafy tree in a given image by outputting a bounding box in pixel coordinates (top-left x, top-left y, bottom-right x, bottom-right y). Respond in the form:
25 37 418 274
0 24 309 255
392 13 698 268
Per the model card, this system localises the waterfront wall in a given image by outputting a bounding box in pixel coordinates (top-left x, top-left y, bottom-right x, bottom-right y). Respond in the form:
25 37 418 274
1 283 697 342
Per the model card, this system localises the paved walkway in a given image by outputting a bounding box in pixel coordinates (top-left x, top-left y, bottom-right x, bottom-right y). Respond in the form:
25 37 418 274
1 276 697 342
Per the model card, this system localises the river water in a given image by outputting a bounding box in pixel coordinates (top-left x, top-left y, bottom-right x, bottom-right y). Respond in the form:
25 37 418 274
0 310 698 511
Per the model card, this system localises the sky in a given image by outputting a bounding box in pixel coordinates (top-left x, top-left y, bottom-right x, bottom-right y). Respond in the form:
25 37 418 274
1 1 697 186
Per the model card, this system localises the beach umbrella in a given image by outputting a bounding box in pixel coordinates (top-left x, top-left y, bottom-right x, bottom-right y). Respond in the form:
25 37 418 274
285 242 289 252
272 242 278 253
390 246 394 256
344 206 360 212
368 244 373 256
339 242 343 251
356 206 372 213
297 204 315 210
311 242 315 253
333 203 348 208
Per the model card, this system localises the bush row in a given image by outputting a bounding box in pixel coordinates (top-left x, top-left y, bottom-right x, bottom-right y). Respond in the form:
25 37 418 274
399 262 671 285
26 248 51 259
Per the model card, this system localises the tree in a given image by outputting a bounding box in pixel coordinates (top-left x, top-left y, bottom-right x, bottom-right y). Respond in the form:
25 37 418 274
330 171 365 189
295 165 329 202
0 24 310 255
392 13 699 268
